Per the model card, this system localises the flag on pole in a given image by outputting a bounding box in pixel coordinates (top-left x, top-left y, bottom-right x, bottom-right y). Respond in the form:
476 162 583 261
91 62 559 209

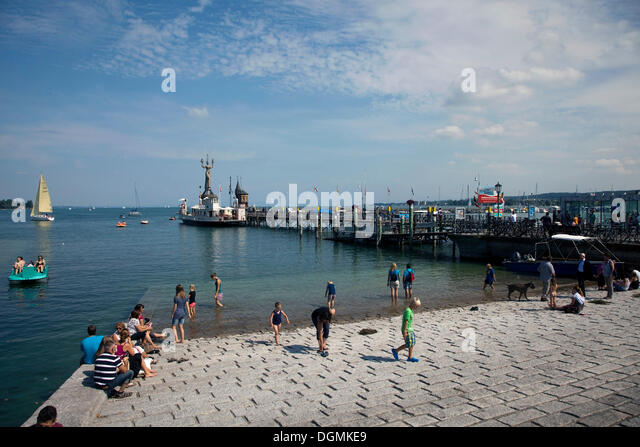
336 185 340 193
218 185 222 192
313 185 318 192
411 186 414 196
387 186 391 196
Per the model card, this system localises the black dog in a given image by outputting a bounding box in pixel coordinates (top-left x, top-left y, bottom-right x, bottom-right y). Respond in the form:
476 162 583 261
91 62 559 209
507 283 535 300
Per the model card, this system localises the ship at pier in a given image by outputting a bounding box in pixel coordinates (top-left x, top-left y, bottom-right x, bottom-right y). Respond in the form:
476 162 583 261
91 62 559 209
178 155 249 227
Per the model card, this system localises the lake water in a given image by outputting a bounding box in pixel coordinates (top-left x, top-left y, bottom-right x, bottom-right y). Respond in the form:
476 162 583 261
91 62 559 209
0 207 535 426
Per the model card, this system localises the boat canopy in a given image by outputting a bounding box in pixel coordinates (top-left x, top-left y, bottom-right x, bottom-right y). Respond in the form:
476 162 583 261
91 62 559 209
551 234 594 242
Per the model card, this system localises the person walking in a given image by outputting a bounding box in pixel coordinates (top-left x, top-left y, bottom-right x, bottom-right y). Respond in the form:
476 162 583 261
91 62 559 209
187 284 197 319
211 273 223 307
171 284 189 343
403 264 415 300
325 281 336 309
387 263 401 305
538 256 556 302
483 264 496 290
391 297 421 362
603 254 615 299
269 302 290 345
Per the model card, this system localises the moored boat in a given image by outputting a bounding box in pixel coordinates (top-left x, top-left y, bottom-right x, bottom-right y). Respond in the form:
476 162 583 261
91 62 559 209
179 156 248 227
503 234 625 278
116 221 127 227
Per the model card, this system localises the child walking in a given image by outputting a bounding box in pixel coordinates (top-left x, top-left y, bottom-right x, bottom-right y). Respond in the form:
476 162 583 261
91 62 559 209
483 264 496 290
187 284 197 319
547 278 558 309
269 302 290 345
392 297 421 362
325 281 336 309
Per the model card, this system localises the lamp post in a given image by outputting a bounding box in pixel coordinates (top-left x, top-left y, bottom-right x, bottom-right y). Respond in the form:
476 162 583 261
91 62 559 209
495 182 502 219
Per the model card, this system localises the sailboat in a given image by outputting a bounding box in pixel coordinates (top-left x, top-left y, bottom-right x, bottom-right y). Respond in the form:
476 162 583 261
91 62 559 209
128 184 141 216
30 174 54 222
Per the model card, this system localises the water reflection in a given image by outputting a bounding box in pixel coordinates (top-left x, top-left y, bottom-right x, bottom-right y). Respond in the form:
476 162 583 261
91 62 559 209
8 283 47 305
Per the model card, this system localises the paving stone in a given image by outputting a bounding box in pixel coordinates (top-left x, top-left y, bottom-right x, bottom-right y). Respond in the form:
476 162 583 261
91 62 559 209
531 412 579 427
577 409 629 427
498 408 546 426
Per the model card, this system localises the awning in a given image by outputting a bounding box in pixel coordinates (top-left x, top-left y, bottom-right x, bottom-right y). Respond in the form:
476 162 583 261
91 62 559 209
551 234 594 242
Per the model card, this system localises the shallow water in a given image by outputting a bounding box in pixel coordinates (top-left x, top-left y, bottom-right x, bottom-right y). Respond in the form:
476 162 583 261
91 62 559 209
0 207 543 426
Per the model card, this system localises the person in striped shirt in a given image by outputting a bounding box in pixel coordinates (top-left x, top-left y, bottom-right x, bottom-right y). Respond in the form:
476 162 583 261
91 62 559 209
93 339 133 398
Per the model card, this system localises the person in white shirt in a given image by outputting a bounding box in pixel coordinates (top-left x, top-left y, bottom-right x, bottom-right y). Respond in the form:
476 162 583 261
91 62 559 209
554 286 585 314
509 211 517 223
630 269 640 290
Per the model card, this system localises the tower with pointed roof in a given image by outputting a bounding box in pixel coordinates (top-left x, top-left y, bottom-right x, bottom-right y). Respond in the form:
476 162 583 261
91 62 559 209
235 177 249 208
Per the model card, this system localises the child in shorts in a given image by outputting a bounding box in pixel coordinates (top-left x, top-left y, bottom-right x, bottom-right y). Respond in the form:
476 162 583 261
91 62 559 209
392 297 421 362
269 302 290 345
325 281 336 309
187 284 196 319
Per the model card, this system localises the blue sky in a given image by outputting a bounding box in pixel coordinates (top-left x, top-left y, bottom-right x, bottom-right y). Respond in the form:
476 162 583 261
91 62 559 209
1 0 639 206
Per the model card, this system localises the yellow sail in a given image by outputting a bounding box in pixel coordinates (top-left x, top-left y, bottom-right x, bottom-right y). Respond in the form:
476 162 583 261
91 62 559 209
31 175 52 216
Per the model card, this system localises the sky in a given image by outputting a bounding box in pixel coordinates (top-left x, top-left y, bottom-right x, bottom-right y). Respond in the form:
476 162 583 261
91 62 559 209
0 0 639 207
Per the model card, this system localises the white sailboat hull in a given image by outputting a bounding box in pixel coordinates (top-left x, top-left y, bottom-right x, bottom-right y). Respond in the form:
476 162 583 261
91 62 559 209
31 215 55 222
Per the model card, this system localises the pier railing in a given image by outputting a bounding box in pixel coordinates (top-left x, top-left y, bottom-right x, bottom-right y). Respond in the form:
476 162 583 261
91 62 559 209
245 207 640 245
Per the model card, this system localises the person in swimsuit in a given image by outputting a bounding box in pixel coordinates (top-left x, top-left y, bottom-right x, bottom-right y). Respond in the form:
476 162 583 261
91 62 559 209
12 257 24 275
269 302 290 345
325 281 336 309
187 284 197 319
211 273 223 307
35 255 46 273
387 263 400 305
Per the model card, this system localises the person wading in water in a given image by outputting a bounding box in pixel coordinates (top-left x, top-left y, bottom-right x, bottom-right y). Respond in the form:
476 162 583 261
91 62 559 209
211 273 223 307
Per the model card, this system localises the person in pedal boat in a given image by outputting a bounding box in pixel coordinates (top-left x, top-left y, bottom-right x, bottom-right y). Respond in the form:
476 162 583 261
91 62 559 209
35 255 46 273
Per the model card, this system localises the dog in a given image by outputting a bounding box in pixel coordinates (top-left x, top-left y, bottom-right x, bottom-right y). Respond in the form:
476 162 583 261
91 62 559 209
507 282 535 300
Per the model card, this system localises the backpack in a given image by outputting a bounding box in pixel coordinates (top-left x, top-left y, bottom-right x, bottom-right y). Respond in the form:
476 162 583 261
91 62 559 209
405 270 414 283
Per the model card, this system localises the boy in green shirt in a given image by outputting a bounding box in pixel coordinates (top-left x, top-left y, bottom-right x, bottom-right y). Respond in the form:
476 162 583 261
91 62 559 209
392 297 421 362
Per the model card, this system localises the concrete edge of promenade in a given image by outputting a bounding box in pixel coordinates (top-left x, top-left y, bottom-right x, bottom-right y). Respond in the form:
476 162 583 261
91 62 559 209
22 364 106 427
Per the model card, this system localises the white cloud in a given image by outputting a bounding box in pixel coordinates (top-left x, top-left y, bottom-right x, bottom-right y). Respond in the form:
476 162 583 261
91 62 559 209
474 124 504 136
189 0 211 13
434 125 465 139
499 67 584 84
182 106 209 118
593 158 631 174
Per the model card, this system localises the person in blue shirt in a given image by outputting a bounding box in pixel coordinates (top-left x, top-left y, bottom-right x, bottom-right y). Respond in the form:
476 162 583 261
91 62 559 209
325 281 336 309
483 264 496 290
387 263 401 305
403 264 415 300
81 325 104 365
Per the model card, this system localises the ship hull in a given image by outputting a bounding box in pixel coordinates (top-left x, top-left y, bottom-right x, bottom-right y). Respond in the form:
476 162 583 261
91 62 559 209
30 215 54 222
180 215 247 227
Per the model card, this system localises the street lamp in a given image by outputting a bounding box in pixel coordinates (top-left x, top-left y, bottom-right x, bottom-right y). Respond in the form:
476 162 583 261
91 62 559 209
495 182 502 218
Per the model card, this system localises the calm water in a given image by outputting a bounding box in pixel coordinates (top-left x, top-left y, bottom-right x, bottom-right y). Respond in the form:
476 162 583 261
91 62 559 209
0 207 532 426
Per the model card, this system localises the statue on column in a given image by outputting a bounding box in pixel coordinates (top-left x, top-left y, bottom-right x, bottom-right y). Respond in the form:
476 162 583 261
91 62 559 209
201 155 214 197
